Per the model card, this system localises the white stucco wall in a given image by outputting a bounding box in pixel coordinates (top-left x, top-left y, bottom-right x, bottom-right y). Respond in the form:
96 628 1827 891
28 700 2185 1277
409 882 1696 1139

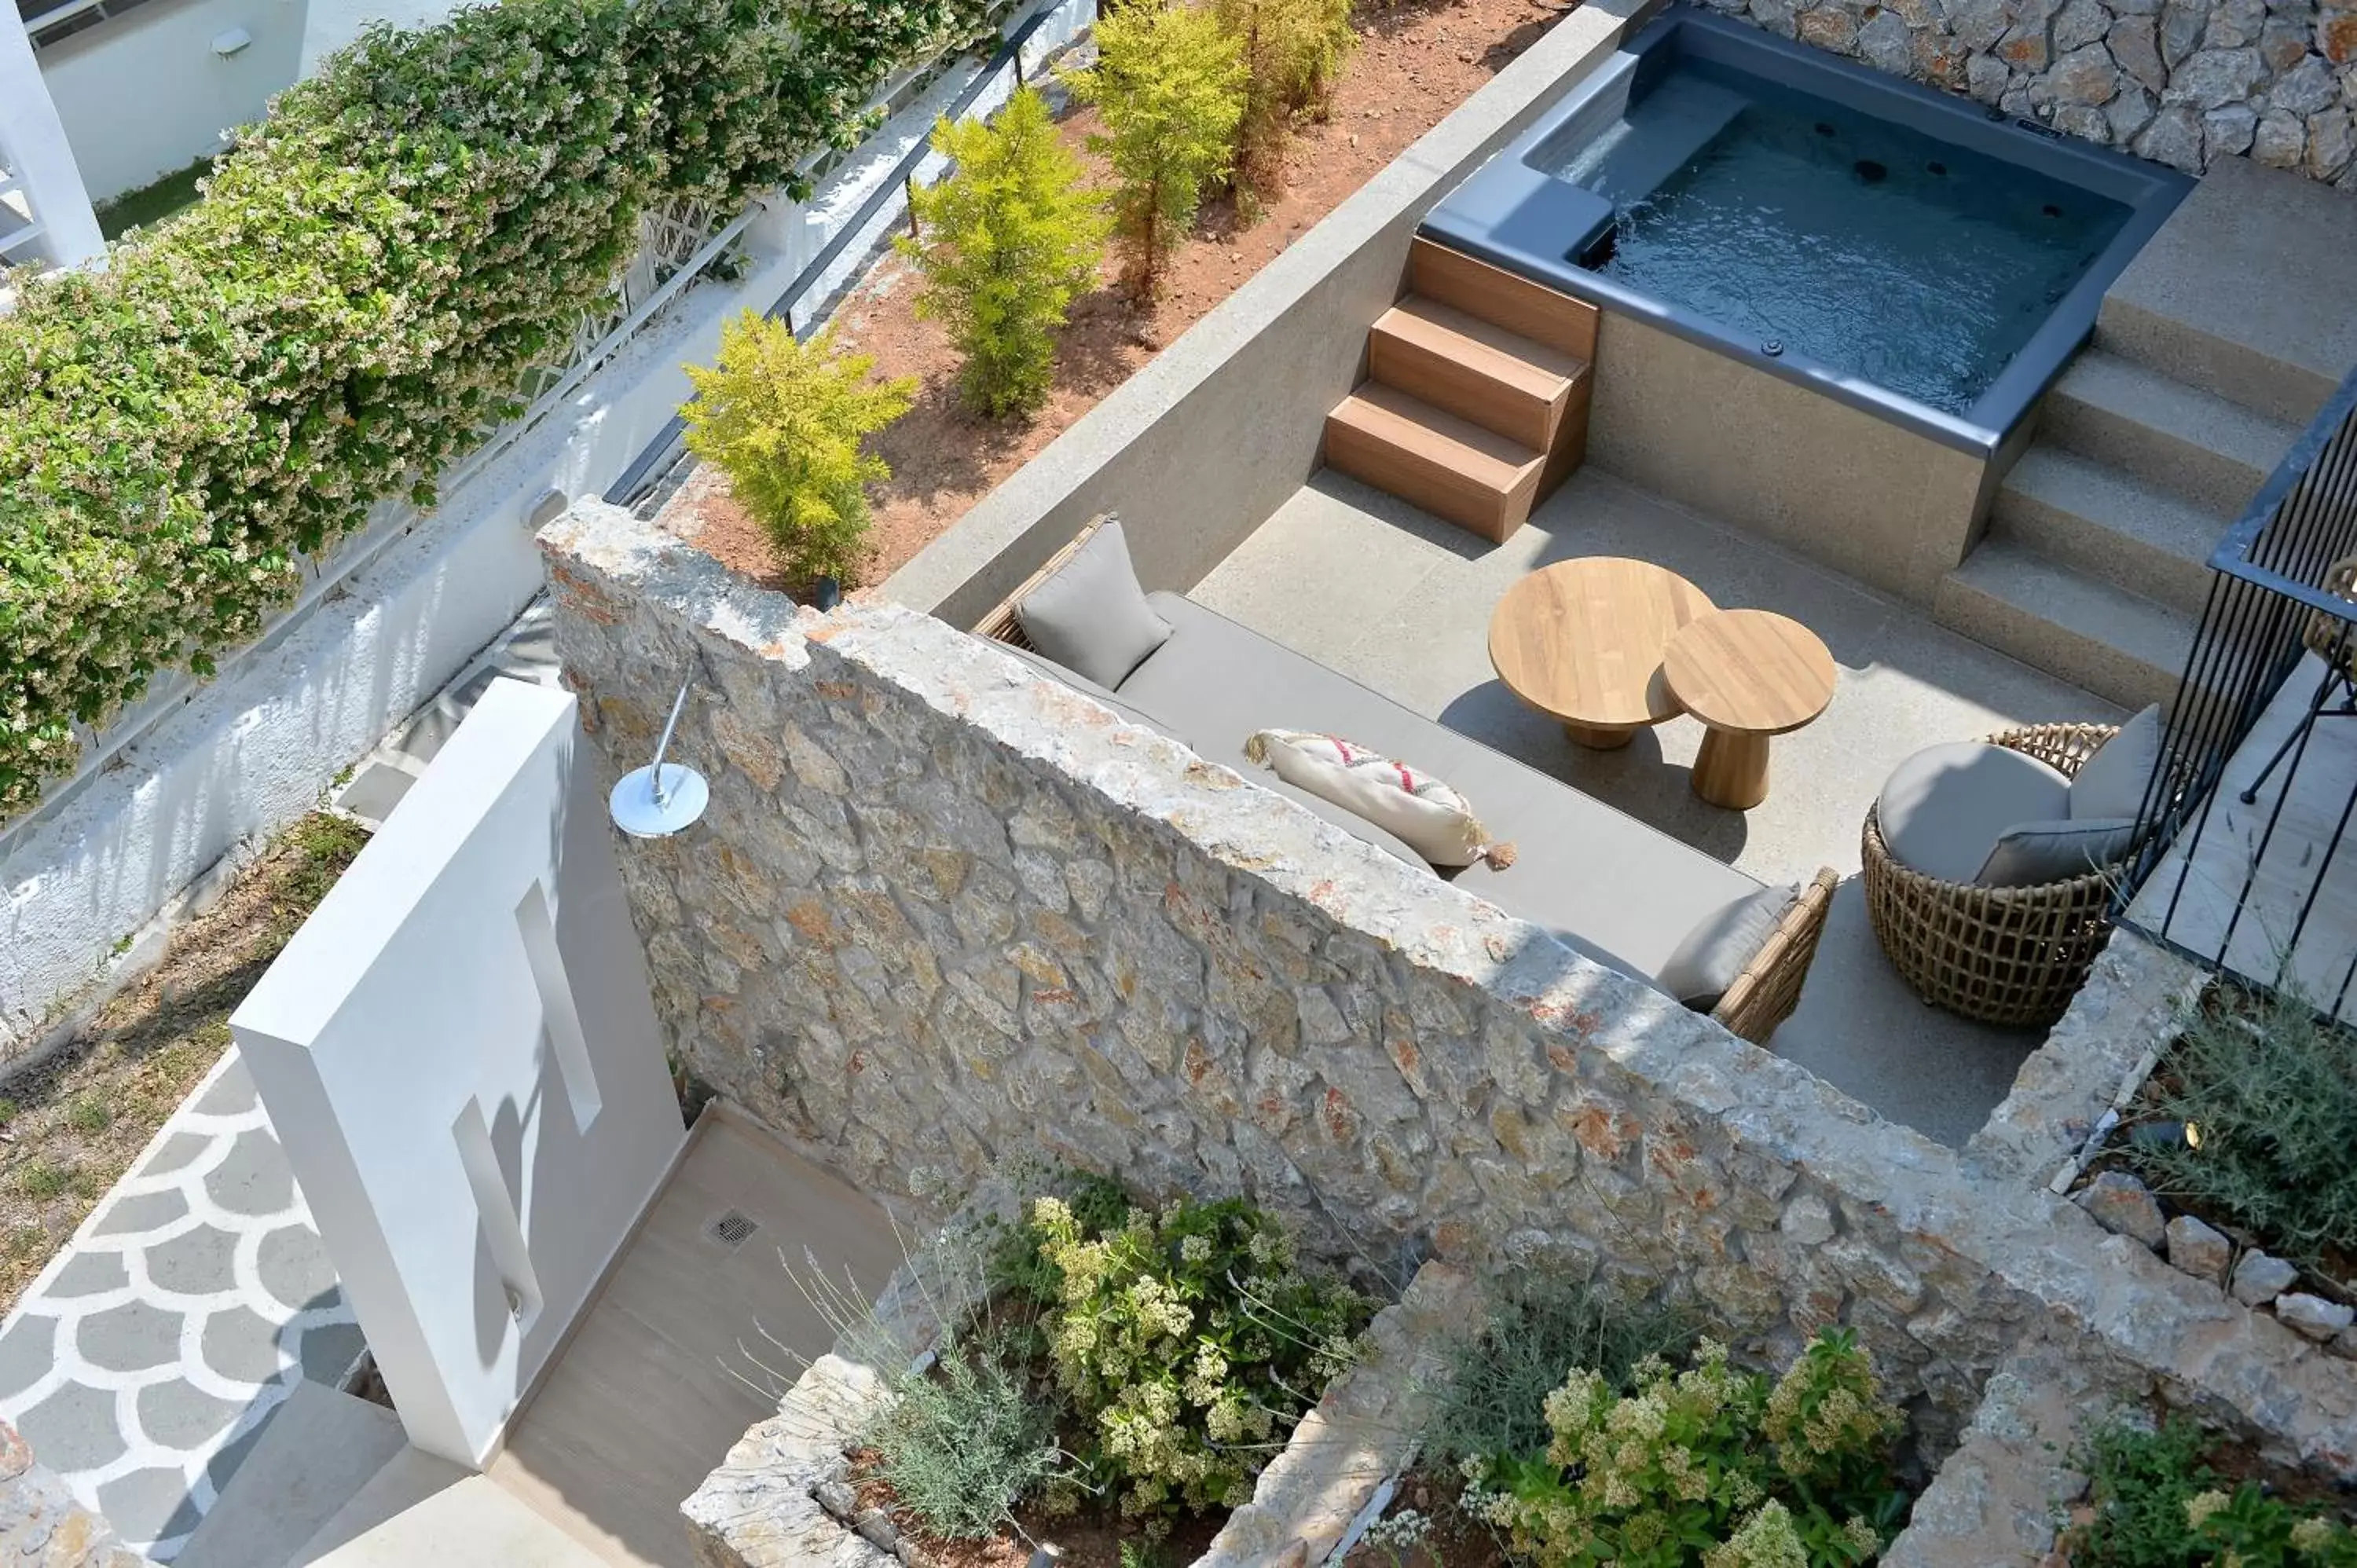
233 680 685 1467
35 0 302 201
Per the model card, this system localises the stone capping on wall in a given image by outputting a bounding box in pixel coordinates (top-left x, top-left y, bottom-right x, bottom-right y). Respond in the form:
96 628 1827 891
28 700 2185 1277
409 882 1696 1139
1965 926 2208 1185
545 499 2357 1482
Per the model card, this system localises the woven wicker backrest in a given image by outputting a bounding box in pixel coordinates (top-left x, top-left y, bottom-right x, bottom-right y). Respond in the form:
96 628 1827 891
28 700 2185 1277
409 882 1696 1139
1713 867 1841 1046
2301 554 2357 673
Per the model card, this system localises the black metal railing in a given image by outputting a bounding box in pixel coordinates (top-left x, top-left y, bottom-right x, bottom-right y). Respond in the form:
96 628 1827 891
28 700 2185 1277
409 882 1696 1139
2123 365 2357 1005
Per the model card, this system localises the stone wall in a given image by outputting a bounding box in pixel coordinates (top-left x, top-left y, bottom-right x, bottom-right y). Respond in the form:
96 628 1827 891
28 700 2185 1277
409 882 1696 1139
544 500 2357 1475
1703 0 2357 183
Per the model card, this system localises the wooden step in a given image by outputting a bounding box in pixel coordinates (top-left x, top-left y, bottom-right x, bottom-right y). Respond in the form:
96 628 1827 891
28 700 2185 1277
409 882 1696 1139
1409 237 1598 361
1324 383 1547 543
1368 296 1589 450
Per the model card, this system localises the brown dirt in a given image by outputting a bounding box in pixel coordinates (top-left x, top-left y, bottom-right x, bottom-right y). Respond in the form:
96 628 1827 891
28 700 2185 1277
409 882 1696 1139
852 1451 1226 1568
0 813 370 1312
664 0 1578 592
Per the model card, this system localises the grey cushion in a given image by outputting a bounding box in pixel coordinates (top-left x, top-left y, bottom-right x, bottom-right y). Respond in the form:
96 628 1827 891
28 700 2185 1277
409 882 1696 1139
1655 882 1800 1012
1014 520 1172 688
995 643 1181 739
1002 641 1426 868
1877 741 2071 885
1976 816 2134 886
1118 593 1765 983
2069 704 2161 821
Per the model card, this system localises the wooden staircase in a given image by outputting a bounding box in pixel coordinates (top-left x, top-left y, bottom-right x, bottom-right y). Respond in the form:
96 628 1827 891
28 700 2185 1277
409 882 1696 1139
1324 238 1599 543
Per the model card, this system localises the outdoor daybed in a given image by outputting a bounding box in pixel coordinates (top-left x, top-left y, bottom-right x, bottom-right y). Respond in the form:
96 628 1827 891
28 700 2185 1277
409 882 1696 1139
974 518 1838 1046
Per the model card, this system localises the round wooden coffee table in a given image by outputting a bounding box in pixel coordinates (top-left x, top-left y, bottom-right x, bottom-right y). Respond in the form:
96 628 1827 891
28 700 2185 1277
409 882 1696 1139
1490 558 1717 749
1662 608 1837 809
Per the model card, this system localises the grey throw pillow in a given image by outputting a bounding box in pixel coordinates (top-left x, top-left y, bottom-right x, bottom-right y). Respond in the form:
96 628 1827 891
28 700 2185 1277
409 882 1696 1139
1014 521 1172 689
1975 816 2134 887
1654 882 1799 1012
2069 704 2161 821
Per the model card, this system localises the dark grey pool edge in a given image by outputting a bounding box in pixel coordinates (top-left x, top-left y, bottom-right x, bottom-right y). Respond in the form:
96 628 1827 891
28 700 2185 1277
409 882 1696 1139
1422 5 2195 456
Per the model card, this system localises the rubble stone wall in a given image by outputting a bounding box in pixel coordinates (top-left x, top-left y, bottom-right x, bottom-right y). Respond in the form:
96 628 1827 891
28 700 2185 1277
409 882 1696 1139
1703 0 2357 184
544 501 2357 1476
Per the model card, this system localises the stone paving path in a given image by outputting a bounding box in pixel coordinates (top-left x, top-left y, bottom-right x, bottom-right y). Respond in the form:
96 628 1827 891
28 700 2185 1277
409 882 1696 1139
0 1053 362 1562
0 602 562 1561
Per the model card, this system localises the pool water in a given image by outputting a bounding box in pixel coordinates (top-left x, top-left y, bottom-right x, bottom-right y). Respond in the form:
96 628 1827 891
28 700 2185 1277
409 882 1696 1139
1547 60 2135 416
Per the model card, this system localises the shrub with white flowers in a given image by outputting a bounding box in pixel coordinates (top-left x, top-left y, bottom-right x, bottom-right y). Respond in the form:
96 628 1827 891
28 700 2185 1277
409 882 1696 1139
1461 1330 1910 1567
999 1180 1373 1528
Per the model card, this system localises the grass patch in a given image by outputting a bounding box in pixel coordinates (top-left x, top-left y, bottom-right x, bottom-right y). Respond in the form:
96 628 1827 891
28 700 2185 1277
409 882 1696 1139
2122 981 2357 1271
95 156 213 240
0 812 368 1311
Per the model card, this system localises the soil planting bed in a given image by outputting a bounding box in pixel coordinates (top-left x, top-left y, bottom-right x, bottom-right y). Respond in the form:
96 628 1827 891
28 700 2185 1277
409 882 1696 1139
852 1446 1225 1567
662 0 1575 592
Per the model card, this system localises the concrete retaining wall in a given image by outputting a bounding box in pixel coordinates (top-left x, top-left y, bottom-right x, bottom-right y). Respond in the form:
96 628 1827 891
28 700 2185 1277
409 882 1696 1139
882 0 1656 630
543 500 2357 1480
1588 312 1996 605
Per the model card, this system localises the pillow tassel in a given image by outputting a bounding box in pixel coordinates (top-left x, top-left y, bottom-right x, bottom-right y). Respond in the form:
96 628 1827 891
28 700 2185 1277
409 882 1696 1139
1483 841 1518 870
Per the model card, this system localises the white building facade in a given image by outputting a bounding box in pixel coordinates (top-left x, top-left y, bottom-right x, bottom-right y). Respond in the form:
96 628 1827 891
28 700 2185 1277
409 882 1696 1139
1 14 101 267
18 0 457 208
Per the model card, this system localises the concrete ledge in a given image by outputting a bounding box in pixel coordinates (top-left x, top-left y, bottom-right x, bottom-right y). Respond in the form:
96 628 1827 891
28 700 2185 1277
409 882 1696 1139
883 0 1656 629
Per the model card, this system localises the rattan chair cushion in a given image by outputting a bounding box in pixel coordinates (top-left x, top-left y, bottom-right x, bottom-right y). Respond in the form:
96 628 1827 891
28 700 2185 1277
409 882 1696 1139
1877 741 2070 884
2067 704 2161 821
1978 815 2135 886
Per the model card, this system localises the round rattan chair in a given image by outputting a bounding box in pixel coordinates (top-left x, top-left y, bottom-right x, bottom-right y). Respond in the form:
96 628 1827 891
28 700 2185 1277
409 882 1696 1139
1861 721 2124 1029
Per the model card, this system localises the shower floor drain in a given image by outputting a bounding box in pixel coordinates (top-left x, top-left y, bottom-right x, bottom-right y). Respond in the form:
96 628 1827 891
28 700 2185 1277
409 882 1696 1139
705 1209 759 1250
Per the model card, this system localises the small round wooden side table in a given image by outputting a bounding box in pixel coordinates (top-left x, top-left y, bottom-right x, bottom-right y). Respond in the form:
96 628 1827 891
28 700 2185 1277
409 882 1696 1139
1488 558 1716 749
1662 608 1837 810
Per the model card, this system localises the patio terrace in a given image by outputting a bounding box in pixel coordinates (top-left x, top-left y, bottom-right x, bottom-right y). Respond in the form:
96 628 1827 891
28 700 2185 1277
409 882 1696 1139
1193 467 2126 1147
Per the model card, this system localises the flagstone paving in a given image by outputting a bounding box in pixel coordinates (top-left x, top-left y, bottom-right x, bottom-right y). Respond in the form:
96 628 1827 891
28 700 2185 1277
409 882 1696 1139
0 1050 361 1562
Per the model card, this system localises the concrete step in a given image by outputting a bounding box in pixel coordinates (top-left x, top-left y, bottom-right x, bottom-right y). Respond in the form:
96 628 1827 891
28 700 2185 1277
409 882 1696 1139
1991 446 2227 616
2039 349 2301 518
2095 295 2341 431
2095 155 2357 429
1934 539 2196 711
1324 382 1546 543
296 1449 610 1567
1367 296 1585 451
178 1383 409 1568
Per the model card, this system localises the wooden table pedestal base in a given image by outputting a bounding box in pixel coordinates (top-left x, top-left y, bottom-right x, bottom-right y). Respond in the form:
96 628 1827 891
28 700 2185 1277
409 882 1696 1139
1567 723 1635 750
1692 727 1772 810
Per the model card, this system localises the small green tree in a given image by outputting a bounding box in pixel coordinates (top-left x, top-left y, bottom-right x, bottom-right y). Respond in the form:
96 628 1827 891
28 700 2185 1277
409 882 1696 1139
680 312 916 588
899 87 1110 417
1214 0 1354 199
1063 3 1246 295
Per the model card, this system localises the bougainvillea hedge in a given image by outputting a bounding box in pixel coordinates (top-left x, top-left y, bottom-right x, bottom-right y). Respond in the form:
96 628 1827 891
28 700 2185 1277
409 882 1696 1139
0 0 992 821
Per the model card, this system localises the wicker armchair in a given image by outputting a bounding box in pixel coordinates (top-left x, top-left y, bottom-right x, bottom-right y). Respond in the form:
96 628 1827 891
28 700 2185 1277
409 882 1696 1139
1712 868 1841 1045
1862 721 2123 1029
